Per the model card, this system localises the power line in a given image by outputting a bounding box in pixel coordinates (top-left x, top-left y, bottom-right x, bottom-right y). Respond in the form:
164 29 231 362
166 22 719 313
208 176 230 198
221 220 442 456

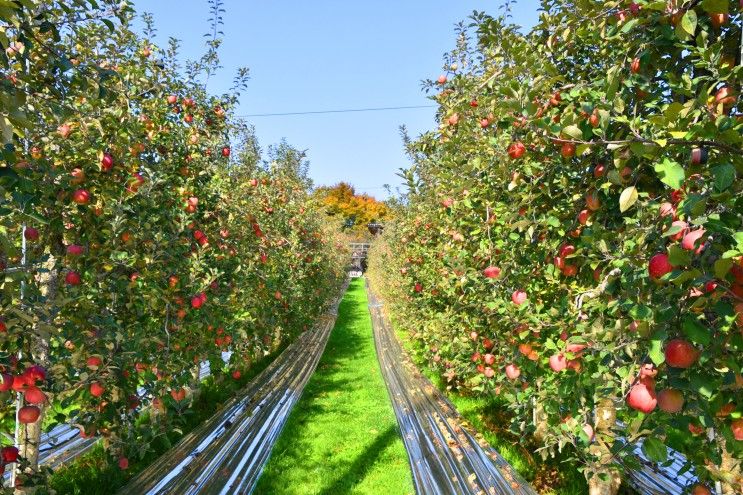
238 104 435 117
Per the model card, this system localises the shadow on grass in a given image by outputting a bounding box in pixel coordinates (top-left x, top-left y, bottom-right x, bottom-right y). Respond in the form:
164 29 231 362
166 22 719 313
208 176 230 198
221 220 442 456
317 425 399 495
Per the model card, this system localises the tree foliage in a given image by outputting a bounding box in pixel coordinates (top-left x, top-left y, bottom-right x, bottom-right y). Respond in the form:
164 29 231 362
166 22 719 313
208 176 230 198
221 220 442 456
369 1 742 492
0 1 346 487
314 182 389 237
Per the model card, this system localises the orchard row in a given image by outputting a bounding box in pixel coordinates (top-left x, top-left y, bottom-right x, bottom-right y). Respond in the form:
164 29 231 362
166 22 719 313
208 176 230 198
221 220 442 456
0 1 346 489
369 1 742 494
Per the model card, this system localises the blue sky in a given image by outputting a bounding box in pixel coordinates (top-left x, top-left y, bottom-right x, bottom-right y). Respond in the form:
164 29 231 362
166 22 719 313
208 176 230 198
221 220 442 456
133 1 541 198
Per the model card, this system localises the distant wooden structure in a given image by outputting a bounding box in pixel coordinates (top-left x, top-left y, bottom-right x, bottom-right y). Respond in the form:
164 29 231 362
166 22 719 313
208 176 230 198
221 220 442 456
349 242 371 272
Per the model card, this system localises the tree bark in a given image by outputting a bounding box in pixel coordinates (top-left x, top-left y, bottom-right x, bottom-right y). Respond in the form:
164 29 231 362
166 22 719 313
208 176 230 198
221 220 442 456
586 398 621 495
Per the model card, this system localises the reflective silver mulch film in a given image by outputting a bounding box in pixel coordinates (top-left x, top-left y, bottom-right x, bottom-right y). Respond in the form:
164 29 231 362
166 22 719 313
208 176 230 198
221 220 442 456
366 283 537 495
117 286 346 495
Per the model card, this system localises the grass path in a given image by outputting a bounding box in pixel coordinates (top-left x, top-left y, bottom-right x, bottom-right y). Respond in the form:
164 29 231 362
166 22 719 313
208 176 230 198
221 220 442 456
254 278 414 495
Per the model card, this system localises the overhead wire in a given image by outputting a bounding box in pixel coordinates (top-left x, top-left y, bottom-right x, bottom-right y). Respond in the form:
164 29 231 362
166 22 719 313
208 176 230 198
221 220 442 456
238 104 435 117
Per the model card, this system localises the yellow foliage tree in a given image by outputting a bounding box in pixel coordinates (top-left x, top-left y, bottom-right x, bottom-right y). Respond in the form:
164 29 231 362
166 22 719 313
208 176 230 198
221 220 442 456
314 182 389 238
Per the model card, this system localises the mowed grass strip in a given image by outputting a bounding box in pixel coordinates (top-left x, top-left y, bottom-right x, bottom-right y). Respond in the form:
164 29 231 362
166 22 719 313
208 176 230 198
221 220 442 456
254 278 413 495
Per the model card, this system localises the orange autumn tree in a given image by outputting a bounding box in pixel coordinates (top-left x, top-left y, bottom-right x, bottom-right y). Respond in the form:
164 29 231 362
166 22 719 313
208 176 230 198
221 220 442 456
314 182 389 238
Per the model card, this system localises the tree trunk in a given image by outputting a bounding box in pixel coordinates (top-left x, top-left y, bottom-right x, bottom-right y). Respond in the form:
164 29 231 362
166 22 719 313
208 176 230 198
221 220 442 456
717 440 742 495
14 253 57 494
586 398 621 495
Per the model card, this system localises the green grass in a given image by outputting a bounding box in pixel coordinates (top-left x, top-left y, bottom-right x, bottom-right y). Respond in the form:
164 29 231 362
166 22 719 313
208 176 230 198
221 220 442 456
254 278 414 495
46 346 286 495
388 316 590 495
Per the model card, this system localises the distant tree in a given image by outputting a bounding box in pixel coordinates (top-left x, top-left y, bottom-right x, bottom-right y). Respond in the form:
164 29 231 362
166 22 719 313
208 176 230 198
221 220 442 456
314 182 389 236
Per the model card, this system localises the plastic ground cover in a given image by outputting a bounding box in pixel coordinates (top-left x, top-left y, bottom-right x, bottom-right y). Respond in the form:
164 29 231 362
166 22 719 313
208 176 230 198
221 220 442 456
117 285 346 494
367 282 707 495
366 282 537 495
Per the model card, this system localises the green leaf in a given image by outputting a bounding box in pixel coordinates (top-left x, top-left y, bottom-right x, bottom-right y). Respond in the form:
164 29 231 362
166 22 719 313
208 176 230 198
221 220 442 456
662 223 686 238
562 125 583 140
668 245 691 267
711 163 735 192
649 335 665 366
619 186 638 213
682 315 711 346
654 159 685 189
714 258 733 279
620 18 639 34
690 374 713 398
701 0 728 13
642 437 668 463
680 10 697 36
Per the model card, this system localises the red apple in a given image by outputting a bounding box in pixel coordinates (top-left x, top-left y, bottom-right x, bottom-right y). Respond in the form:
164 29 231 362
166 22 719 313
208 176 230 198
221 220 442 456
167 94 178 105
561 142 576 158
648 253 673 279
483 367 495 378
593 164 606 178
582 424 595 442
25 365 46 382
414 283 422 293
657 388 684 413
507 142 526 159
65 271 81 286
66 244 84 256
690 148 708 165
681 228 706 253
691 484 712 495
57 124 72 138
483 266 501 279
578 209 590 225
12 374 32 392
221 146 231 157
170 388 186 401
511 290 527 305
24 227 39 241
715 86 735 105
118 457 129 470
659 202 675 218
505 364 520 380
561 265 578 277
101 152 114 171
90 382 105 397
18 405 40 423
627 378 657 413
437 74 447 84
232 370 241 380
23 386 46 405
1 446 19 463
549 353 567 372
710 13 729 29
86 356 102 369
664 339 699 368
0 373 14 392
732 418 743 441
630 57 641 74
72 189 91 205
447 113 459 126
586 191 601 211
483 353 496 365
